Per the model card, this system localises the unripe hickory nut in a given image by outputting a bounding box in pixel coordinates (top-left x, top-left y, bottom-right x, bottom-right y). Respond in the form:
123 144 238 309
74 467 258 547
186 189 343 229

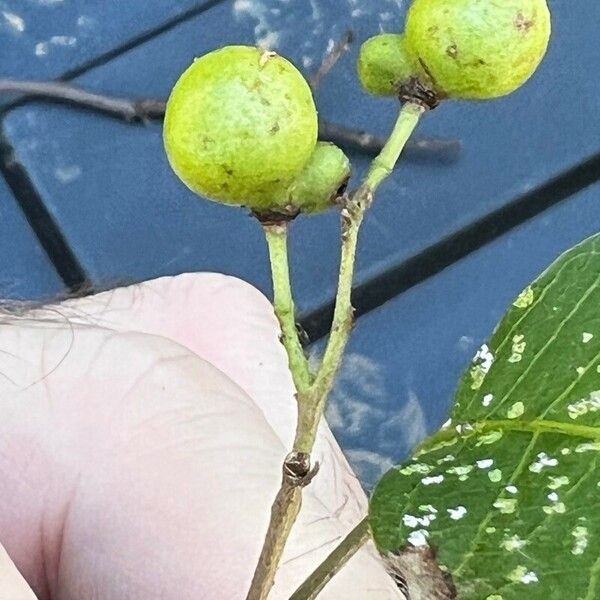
287 142 350 214
405 0 551 100
358 34 415 97
164 45 318 210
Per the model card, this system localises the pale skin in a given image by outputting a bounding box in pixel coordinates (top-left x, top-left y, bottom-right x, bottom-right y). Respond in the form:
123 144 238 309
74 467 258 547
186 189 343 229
0 273 402 599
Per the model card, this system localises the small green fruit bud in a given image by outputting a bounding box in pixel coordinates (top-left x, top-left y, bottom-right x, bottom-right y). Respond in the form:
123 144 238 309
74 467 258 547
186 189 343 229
287 142 350 214
405 0 551 100
164 45 318 210
358 34 415 96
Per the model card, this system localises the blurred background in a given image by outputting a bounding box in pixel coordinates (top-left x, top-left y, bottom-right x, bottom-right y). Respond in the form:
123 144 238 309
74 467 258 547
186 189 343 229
0 0 598 486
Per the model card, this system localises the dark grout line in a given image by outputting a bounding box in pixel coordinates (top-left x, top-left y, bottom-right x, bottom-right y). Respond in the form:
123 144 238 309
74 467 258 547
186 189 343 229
0 0 228 118
0 0 228 119
0 0 229 291
62 0 229 81
0 134 88 291
300 152 600 343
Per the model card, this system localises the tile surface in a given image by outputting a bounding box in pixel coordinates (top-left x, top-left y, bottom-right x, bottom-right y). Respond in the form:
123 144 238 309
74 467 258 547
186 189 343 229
0 0 221 82
319 183 600 486
2 1 598 314
0 175 64 299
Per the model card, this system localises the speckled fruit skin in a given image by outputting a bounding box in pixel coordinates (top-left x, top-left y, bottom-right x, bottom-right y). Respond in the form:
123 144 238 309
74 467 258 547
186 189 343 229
164 46 318 209
287 142 351 213
405 0 551 100
358 34 415 96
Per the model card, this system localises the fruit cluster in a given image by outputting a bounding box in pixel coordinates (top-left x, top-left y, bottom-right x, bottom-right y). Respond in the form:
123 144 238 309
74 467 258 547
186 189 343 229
164 46 349 216
164 0 551 213
359 0 551 101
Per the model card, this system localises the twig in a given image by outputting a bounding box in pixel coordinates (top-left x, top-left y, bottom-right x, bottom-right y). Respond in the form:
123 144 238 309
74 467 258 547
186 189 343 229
319 120 460 163
0 78 458 160
247 225 316 600
247 479 303 600
296 102 426 455
310 31 354 90
246 102 425 600
0 79 166 121
289 517 370 600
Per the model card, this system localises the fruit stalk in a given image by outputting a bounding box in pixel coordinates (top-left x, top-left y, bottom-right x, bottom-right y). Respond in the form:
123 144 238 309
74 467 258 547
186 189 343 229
247 101 424 600
294 102 426 455
264 223 312 391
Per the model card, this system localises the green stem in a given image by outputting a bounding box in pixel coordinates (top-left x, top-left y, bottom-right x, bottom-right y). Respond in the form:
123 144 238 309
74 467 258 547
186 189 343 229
294 102 425 454
264 223 312 392
247 102 425 600
289 518 370 600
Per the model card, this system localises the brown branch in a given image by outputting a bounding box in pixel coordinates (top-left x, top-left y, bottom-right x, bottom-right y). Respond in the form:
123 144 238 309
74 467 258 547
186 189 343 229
310 30 354 90
0 79 166 121
288 517 370 600
0 79 460 160
319 120 460 163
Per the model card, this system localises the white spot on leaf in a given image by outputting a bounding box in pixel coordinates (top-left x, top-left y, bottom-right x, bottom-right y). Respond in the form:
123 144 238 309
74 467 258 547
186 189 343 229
508 566 538 584
547 476 569 490
399 463 432 476
567 391 600 420
508 334 526 363
470 344 494 389
529 452 558 473
447 506 467 520
501 535 527 552
488 469 502 482
482 393 494 407
422 475 444 486
407 529 429 547
476 430 504 446
572 526 588 555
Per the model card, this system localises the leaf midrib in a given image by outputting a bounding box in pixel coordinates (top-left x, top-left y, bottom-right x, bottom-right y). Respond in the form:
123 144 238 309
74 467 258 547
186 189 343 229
419 418 600 457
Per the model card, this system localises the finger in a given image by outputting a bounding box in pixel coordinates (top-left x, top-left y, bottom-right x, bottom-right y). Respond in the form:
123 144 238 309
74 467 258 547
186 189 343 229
2 277 401 598
0 543 37 599
0 324 284 598
52 275 366 516
49 273 301 446
58 274 400 598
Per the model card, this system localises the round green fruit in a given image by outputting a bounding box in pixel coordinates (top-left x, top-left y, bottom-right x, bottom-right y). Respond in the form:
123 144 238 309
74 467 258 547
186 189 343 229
358 34 415 96
287 142 351 213
164 45 318 209
405 0 551 100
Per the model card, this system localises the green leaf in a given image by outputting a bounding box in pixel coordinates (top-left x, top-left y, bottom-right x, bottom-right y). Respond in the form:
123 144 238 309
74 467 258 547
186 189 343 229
370 233 600 600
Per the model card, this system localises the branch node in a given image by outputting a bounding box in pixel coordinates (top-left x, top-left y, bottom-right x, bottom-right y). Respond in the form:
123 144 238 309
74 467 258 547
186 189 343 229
398 77 441 110
283 452 320 487
253 207 299 226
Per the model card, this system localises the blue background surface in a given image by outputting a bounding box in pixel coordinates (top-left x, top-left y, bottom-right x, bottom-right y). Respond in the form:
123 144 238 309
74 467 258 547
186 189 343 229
0 175 63 299
0 0 598 484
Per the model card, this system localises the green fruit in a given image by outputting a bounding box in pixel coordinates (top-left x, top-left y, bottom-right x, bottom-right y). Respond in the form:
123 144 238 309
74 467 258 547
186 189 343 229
287 143 350 213
358 34 415 97
164 45 318 209
405 0 551 100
